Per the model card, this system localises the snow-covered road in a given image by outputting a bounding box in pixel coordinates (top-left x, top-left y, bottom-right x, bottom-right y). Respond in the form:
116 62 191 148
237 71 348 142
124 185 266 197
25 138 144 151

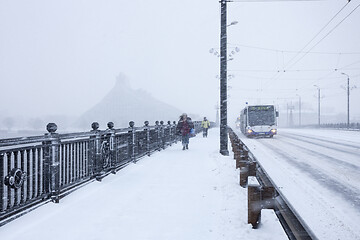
236 128 360 240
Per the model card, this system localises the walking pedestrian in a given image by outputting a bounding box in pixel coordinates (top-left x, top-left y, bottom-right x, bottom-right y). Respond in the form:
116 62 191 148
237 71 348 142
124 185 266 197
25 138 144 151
176 113 194 150
201 117 210 137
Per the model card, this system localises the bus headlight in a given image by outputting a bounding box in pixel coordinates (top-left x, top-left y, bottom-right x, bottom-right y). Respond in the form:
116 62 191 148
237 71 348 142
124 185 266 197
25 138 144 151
247 129 253 134
270 129 277 134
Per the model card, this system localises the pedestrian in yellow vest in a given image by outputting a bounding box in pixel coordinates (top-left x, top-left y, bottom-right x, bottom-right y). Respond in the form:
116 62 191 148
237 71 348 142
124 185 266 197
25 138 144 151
201 117 210 138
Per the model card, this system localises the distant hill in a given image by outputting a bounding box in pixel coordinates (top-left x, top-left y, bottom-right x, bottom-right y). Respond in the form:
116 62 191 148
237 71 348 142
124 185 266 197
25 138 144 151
77 74 183 129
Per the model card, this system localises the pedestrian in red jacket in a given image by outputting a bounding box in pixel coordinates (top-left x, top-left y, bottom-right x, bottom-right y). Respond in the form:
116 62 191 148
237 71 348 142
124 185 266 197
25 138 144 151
176 113 194 150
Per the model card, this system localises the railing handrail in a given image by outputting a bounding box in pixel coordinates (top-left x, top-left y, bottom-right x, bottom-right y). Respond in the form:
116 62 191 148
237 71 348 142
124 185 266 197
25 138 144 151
0 123 182 148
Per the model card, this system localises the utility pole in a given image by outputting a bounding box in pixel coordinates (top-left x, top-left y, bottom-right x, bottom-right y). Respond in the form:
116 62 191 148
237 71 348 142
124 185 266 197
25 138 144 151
342 73 350 128
286 103 289 127
314 85 321 127
289 102 294 127
347 76 349 128
317 88 320 127
296 94 301 127
220 0 229 155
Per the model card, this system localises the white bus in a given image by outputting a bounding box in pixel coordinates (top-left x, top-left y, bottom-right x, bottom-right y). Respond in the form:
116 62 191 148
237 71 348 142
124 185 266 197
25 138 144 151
239 105 278 137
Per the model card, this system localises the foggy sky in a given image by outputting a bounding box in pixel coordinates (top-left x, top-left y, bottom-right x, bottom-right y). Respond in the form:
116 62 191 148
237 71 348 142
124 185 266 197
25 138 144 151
0 0 359 128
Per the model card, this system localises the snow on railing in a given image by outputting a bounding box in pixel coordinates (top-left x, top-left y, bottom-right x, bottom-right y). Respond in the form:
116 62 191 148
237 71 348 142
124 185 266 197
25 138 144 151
228 128 317 240
0 120 204 226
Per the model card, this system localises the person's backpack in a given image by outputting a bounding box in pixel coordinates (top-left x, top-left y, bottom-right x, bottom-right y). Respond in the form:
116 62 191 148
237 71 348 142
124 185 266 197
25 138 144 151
189 128 195 138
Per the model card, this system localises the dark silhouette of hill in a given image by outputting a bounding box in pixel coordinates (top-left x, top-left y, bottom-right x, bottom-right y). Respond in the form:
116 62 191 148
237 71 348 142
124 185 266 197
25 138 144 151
77 74 182 129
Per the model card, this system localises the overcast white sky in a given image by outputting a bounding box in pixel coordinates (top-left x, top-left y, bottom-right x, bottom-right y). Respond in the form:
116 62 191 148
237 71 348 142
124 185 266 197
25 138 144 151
0 0 359 126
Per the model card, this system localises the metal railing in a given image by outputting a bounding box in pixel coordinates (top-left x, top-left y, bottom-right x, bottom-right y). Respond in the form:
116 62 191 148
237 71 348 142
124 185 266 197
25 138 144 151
0 120 202 226
228 128 317 240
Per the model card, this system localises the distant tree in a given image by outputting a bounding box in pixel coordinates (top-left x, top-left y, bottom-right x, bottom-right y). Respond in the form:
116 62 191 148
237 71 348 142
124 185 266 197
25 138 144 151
28 118 44 130
3 117 15 130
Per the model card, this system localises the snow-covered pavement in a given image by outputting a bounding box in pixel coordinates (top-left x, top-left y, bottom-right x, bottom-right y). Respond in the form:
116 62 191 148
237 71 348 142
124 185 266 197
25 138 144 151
0 129 287 240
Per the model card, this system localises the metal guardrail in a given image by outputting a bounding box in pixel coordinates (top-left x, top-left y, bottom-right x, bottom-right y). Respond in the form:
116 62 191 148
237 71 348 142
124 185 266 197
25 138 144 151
0 120 203 226
228 128 317 240
309 122 360 130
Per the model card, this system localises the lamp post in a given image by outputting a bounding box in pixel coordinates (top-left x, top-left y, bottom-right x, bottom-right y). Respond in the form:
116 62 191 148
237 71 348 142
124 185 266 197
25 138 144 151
219 0 228 155
217 0 237 155
341 72 350 128
296 94 301 127
314 85 321 127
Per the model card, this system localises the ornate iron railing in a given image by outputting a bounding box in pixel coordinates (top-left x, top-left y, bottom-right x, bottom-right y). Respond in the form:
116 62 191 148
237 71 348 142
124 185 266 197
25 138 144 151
0 120 202 226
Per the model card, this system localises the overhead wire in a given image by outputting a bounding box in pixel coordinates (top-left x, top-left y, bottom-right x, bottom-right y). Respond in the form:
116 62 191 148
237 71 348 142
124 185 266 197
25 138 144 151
286 1 360 71
228 0 324 2
228 67 360 73
225 0 360 106
227 43 360 55
259 1 353 90
281 1 351 70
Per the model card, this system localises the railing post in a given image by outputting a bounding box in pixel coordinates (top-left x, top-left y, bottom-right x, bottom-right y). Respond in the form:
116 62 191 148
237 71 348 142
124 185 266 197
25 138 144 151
173 121 178 143
144 121 150 156
0 153 4 211
167 121 172 146
128 121 136 162
89 122 101 178
234 144 241 167
106 122 116 172
155 121 160 151
248 184 262 228
239 149 249 187
160 121 165 149
43 123 61 203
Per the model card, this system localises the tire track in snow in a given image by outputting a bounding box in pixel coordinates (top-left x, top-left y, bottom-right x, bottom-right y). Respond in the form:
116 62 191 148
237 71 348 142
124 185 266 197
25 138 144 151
275 135 360 171
280 132 360 157
257 140 360 210
282 131 360 149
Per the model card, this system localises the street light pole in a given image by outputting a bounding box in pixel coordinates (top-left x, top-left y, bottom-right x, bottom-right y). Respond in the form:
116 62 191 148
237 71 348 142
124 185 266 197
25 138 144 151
314 85 320 127
296 94 301 127
220 0 229 155
341 73 350 128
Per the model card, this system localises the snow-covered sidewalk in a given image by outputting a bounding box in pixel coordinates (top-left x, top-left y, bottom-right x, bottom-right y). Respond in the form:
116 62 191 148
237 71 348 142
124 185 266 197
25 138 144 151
0 129 286 240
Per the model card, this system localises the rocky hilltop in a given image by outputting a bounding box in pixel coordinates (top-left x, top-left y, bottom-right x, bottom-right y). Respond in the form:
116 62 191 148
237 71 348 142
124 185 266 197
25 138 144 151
77 74 182 129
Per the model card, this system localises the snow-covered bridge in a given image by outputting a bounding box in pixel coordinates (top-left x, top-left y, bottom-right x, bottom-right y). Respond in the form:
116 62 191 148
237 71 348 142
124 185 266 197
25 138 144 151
1 125 360 240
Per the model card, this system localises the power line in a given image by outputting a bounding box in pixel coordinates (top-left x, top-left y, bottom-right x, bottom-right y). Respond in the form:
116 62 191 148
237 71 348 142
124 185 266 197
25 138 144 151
228 67 360 73
286 1 360 70
227 43 360 55
283 2 350 70
229 73 354 81
337 59 360 69
228 0 323 2
263 1 351 87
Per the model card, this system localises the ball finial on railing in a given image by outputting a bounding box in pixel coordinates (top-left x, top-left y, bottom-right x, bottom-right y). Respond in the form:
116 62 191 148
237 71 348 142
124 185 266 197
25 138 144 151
46 123 57 133
129 121 135 128
107 122 114 129
91 122 99 131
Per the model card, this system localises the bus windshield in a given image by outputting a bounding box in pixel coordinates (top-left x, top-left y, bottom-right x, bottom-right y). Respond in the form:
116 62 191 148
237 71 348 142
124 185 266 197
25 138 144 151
248 106 275 126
